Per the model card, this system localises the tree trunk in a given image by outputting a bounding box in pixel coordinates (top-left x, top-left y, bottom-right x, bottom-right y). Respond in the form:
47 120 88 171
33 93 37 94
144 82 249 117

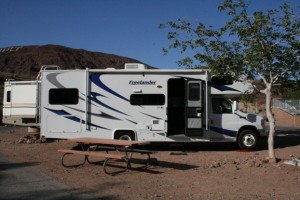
264 83 277 163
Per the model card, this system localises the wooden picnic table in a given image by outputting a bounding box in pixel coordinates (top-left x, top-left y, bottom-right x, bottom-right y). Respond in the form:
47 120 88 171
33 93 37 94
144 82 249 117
58 138 156 175
69 137 150 147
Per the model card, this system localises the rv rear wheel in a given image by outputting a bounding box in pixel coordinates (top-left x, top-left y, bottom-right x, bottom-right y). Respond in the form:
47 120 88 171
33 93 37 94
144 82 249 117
237 129 258 150
116 132 135 141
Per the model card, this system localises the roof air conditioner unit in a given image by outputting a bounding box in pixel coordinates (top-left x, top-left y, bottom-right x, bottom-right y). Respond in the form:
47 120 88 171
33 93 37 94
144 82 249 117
124 63 146 70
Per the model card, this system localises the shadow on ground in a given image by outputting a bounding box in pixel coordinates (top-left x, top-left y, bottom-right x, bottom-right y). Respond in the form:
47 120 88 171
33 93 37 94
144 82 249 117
137 129 300 152
0 156 108 200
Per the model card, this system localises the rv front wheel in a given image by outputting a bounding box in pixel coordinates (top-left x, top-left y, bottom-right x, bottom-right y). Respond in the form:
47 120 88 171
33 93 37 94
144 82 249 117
237 129 258 150
116 131 135 141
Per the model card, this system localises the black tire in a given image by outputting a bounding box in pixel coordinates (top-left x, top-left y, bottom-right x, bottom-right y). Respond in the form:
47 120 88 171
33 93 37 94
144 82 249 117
237 129 258 150
116 131 135 141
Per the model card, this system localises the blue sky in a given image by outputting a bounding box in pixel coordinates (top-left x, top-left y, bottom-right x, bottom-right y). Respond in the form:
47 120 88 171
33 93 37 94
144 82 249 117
0 0 299 69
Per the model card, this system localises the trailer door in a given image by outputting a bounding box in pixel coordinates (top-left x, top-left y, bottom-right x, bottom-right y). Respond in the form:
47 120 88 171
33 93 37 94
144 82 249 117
185 80 203 136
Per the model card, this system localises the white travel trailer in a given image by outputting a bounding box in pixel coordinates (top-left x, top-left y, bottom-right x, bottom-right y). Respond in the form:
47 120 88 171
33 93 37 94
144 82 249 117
2 80 39 127
2 64 266 149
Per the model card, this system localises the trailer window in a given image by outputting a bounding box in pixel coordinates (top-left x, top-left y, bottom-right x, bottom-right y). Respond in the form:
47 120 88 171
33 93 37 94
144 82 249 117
130 94 165 106
6 91 11 102
49 88 79 105
212 98 232 114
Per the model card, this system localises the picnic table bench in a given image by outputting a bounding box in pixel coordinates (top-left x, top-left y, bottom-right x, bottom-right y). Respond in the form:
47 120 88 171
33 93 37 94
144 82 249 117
58 138 156 175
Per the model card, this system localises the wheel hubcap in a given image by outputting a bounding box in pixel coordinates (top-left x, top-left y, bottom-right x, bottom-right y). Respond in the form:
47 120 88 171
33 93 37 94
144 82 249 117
242 134 255 147
119 135 131 141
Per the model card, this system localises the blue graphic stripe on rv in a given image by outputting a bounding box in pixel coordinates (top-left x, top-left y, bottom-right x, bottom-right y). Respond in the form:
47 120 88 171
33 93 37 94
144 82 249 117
205 81 240 92
65 106 121 120
90 74 130 102
210 126 237 137
140 112 163 120
125 118 138 124
212 84 240 92
45 108 111 130
88 92 130 116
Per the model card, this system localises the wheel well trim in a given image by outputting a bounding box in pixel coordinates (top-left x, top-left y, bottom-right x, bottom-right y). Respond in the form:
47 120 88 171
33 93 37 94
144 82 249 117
112 129 137 140
236 126 259 142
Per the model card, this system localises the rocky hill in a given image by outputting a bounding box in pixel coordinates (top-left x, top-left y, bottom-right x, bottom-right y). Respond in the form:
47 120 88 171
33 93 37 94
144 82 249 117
0 45 152 80
0 45 153 124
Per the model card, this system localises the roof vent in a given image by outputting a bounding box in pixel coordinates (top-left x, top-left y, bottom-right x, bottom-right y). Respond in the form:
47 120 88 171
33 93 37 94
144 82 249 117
125 63 146 70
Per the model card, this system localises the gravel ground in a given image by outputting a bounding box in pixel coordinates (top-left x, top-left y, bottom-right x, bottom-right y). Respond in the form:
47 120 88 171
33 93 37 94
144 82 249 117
0 126 299 200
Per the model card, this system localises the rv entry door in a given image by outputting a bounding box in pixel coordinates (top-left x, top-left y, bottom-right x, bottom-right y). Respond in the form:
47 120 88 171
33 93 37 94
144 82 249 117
185 80 203 136
167 78 185 135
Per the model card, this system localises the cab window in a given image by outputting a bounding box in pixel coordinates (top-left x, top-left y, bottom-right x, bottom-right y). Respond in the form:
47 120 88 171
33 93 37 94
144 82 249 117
212 98 232 114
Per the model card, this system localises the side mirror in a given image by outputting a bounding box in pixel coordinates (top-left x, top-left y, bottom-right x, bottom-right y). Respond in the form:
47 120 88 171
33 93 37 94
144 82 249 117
233 101 238 113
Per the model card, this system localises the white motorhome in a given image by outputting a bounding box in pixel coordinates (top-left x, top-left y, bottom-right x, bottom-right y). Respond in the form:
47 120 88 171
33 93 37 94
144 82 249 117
2 64 266 149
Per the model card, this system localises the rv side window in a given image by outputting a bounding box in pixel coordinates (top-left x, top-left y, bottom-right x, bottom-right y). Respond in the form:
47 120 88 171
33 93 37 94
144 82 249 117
49 88 79 105
212 98 232 114
189 83 200 101
130 94 165 106
6 91 11 102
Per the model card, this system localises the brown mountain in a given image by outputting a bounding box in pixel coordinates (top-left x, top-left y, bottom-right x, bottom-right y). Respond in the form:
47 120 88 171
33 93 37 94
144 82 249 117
0 45 154 123
0 44 153 80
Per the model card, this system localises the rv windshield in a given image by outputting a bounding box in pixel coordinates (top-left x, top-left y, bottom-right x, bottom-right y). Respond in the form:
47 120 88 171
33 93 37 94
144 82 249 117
212 98 232 114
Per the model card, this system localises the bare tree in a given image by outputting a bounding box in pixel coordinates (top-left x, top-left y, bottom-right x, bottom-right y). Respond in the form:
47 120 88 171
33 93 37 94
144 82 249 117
160 0 300 163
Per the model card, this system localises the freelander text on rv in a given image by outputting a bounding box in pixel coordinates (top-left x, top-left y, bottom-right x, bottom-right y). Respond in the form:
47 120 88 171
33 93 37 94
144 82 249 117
2 63 266 150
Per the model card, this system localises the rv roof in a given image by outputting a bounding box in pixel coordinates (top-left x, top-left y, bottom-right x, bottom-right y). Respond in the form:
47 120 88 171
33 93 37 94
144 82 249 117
41 68 208 74
37 64 209 75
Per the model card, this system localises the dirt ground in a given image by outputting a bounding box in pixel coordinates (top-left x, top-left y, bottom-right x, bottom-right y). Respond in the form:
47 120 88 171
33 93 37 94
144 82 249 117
0 127 300 200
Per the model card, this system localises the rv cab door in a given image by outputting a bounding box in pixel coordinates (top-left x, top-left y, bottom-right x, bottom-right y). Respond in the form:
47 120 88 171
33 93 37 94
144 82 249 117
185 80 203 136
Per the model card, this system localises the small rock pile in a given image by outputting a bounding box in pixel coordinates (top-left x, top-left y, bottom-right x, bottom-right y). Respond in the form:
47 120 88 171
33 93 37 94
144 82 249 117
18 134 43 144
207 156 269 169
